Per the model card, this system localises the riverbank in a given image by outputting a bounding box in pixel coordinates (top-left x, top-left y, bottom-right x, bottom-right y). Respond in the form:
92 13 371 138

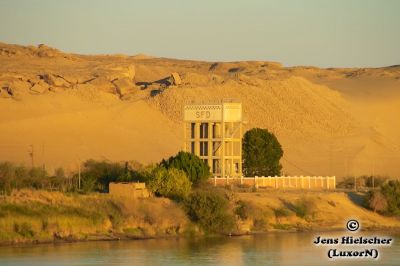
0 189 193 246
0 189 399 246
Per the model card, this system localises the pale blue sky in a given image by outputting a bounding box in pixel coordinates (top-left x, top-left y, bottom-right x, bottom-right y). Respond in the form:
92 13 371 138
0 0 399 67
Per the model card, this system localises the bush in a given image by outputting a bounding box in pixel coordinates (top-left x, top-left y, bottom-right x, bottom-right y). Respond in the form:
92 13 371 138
14 222 35 238
161 151 210 185
147 167 192 201
291 198 316 219
336 177 355 189
380 180 400 215
337 176 389 189
185 191 235 233
235 200 254 220
253 217 268 231
274 207 292 218
242 128 283 176
367 190 388 213
364 176 388 188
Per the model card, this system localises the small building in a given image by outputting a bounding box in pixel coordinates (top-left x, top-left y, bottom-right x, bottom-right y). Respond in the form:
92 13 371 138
183 100 243 178
109 182 150 198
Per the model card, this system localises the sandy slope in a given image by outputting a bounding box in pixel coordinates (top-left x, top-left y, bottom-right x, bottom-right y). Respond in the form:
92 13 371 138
0 42 399 177
0 92 181 173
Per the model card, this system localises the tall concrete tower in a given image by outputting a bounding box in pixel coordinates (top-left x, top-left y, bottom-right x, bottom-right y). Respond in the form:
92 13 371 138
183 100 243 178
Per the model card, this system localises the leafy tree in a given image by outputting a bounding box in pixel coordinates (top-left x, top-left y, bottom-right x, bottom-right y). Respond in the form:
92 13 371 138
185 191 235 233
81 160 126 192
147 166 191 200
161 151 210 185
242 128 283 176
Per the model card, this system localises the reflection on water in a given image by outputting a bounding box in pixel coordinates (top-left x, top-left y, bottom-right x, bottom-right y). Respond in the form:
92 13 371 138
0 232 398 266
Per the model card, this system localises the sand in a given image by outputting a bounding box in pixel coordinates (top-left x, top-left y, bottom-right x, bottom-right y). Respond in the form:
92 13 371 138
0 42 399 178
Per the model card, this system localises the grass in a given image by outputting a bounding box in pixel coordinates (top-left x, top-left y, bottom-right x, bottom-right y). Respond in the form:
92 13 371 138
0 189 189 244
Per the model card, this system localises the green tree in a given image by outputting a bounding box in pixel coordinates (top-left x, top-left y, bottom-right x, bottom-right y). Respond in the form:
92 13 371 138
242 128 283 176
81 160 126 192
147 166 191 200
161 151 210 185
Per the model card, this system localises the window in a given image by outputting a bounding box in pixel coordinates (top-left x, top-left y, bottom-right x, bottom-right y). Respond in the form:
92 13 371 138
200 141 208 156
191 123 195 139
200 123 208 139
191 142 195 153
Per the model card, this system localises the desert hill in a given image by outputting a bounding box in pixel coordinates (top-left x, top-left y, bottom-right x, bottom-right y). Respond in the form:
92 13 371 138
0 42 399 178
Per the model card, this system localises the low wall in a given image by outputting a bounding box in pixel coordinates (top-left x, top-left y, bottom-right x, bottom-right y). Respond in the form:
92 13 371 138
210 176 336 190
109 182 150 198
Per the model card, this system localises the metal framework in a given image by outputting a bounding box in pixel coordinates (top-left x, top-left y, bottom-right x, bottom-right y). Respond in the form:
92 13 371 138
183 101 243 178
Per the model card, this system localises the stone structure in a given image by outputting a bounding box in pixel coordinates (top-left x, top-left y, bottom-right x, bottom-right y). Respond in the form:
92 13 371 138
109 182 150 198
183 100 243 178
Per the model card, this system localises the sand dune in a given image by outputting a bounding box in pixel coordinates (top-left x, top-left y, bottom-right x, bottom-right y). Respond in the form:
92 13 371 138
0 43 399 177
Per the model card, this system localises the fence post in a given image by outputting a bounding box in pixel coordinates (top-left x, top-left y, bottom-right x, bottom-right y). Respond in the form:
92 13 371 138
240 175 243 185
254 176 258 188
214 176 217 187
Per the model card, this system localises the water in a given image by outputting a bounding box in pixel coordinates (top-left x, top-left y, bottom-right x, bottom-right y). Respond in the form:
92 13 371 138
0 233 398 266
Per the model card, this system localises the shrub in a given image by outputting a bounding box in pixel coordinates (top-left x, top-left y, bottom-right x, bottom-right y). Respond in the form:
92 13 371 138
367 190 388 213
235 200 254 220
161 151 210 185
185 191 235 233
291 198 316 219
364 176 388 188
253 217 268 231
147 166 192 201
380 180 400 215
14 222 35 238
337 176 389 189
337 177 355 189
274 207 292 218
242 128 283 176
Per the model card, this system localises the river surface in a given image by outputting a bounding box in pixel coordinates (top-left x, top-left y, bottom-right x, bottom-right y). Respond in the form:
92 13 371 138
0 232 398 266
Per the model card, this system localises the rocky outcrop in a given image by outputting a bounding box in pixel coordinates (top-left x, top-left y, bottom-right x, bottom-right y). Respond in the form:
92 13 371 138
0 79 32 98
86 76 113 93
170 72 182 85
30 81 49 94
41 73 71 87
112 77 135 97
0 86 13 98
0 42 74 59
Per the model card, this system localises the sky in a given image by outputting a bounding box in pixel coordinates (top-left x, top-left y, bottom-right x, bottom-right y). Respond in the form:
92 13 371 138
0 0 399 67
